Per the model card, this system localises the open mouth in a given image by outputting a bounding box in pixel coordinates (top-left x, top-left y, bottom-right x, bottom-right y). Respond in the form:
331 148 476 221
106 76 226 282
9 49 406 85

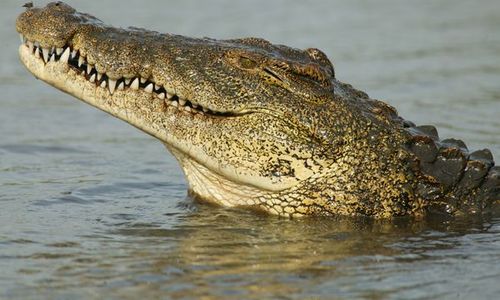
19 34 240 117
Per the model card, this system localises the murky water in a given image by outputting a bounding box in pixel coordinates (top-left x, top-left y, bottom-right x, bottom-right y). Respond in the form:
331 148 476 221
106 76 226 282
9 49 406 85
1 0 499 299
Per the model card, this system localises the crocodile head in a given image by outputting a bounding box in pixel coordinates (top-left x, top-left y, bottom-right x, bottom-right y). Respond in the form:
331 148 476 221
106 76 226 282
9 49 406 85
16 2 341 208
17 2 499 217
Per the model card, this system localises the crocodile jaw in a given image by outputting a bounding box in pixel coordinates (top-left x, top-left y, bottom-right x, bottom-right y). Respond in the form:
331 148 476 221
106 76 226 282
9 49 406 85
18 43 280 204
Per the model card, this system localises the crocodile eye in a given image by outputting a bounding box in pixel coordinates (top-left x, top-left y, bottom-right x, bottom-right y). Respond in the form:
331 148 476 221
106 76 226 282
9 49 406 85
239 57 257 69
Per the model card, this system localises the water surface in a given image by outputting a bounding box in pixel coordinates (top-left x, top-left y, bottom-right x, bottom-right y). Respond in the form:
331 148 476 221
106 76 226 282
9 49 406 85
1 0 499 299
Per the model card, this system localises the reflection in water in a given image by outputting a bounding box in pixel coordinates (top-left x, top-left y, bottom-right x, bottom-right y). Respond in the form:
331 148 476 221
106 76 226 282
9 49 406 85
134 209 498 299
7 204 496 299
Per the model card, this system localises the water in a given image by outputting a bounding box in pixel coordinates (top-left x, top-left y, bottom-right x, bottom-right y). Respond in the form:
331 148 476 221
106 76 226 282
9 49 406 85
1 0 500 298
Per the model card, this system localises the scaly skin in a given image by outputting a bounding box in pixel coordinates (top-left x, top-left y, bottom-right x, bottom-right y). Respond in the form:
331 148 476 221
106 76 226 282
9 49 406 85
16 2 499 218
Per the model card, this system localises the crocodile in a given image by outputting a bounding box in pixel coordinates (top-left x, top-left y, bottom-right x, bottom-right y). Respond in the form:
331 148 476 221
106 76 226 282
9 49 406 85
16 2 499 218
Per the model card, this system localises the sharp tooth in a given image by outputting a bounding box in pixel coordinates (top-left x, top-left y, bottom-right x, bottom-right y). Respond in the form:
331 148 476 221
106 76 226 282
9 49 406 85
144 83 153 93
192 103 198 109
184 106 192 112
50 46 55 55
89 73 96 83
27 41 34 52
81 70 85 76
56 47 63 55
140 77 147 84
34 41 40 48
124 78 131 85
203 107 209 113
87 64 93 74
78 55 85 67
42 47 49 63
130 78 139 90
108 79 116 94
49 53 56 62
157 92 165 99
100 80 107 88
71 49 77 59
34 49 40 59
179 98 186 106
154 84 159 91
60 47 70 63
97 72 102 81
171 101 178 107
166 92 174 99
117 81 124 90
19 34 24 43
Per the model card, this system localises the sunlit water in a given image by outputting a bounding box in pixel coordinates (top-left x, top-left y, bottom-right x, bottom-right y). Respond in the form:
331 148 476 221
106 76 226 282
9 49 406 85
1 0 499 299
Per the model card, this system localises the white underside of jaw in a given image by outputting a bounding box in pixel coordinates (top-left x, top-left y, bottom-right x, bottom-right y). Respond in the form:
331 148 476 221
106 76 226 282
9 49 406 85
167 146 271 209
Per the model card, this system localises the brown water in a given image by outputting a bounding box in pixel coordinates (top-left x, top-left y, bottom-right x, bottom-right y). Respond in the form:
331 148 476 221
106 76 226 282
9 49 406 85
1 0 500 299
